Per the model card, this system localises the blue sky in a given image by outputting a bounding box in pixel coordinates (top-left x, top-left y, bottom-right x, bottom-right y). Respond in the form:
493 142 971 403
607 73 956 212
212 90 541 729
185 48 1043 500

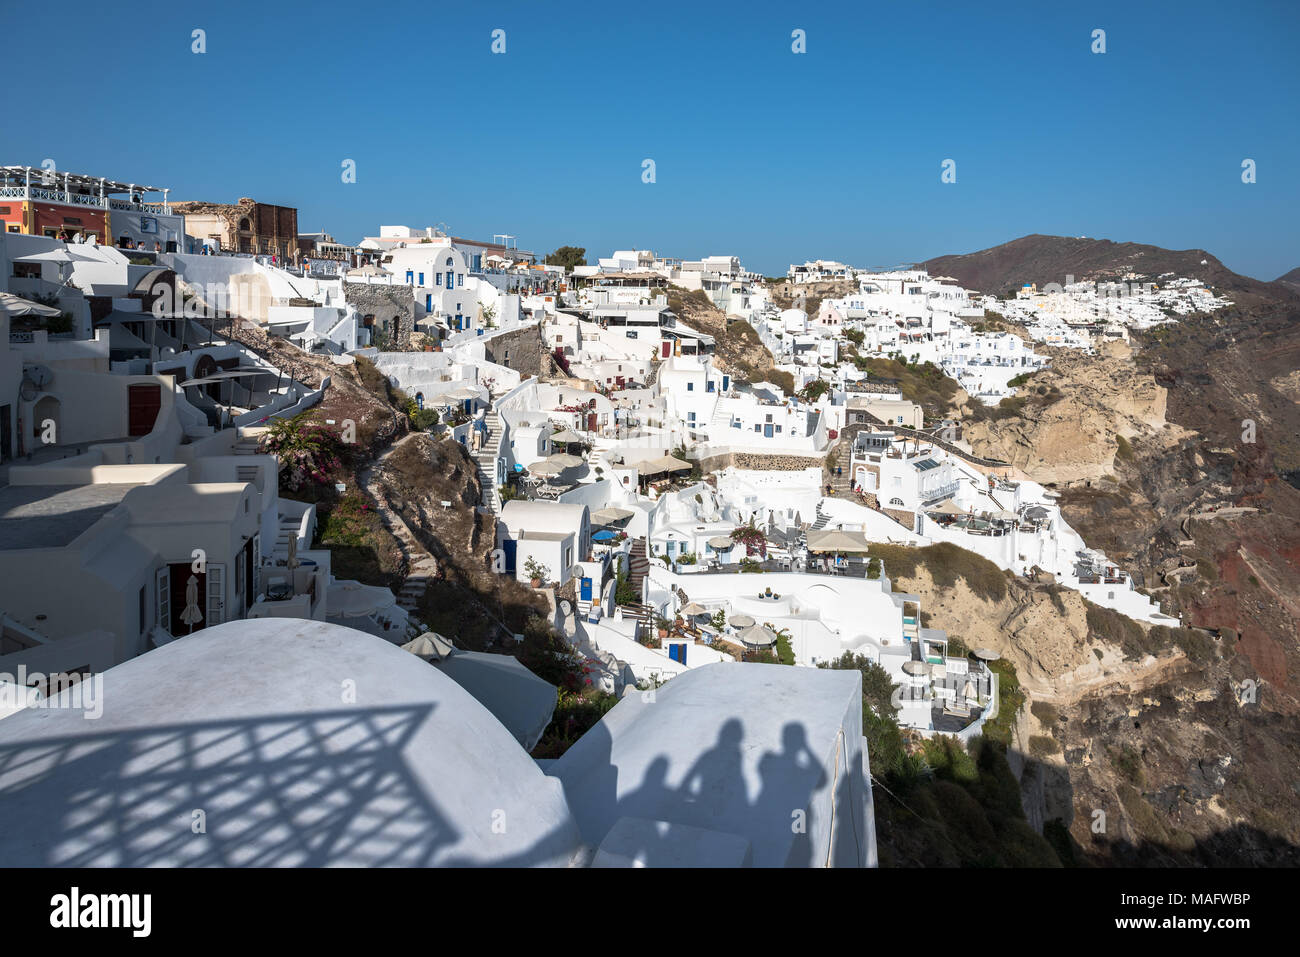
6 0 1299 278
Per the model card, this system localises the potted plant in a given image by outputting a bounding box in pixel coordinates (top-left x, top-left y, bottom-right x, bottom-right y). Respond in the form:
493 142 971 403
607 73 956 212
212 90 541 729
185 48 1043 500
523 557 550 589
655 616 672 641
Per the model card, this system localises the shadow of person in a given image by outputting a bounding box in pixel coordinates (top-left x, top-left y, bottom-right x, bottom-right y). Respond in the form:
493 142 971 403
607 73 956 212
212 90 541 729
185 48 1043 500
606 755 678 865
755 722 827 867
679 717 747 822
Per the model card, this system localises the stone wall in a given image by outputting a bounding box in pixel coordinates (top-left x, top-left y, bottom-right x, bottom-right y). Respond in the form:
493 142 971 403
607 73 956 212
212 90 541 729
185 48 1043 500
345 282 415 349
484 325 552 378
882 507 916 530
698 451 825 473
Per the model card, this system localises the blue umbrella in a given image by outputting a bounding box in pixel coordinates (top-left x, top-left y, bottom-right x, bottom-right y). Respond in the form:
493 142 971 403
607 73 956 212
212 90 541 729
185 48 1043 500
592 530 616 541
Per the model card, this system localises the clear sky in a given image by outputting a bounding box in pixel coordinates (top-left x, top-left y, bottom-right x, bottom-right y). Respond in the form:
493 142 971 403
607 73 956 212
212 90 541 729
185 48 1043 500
7 0 1298 279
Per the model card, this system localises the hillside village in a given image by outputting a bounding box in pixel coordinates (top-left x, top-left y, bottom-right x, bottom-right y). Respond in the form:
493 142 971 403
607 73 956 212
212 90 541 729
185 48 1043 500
0 163 1276 867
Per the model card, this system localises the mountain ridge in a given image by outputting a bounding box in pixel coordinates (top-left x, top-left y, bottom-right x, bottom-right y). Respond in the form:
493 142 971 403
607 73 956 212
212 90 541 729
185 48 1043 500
918 234 1295 302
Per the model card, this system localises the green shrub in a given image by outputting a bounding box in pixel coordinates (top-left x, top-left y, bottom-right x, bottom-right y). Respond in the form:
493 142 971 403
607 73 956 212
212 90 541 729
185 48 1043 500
1029 735 1060 758
1030 700 1059 725
870 542 1008 603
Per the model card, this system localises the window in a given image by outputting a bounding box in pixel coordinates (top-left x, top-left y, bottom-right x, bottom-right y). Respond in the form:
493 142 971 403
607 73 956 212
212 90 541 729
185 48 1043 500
626 331 638 339
418 272 425 285
436 274 442 287
457 274 464 287
890 497 905 506
686 382 694 391
754 424 761 433
707 381 715 392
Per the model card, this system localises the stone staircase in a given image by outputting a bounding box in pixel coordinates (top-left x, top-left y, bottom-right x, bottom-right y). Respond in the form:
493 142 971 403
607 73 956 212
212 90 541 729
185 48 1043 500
474 410 502 512
810 503 833 531
627 537 650 598
274 514 306 554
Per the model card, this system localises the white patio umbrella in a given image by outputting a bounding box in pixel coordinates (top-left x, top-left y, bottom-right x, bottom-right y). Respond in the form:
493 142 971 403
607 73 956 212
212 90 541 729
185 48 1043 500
737 623 778 648
14 248 94 264
327 580 397 618
0 292 61 318
527 458 564 477
402 632 457 661
729 613 755 629
550 428 584 444
545 453 584 469
707 535 734 550
679 601 708 618
432 650 558 750
179 574 204 633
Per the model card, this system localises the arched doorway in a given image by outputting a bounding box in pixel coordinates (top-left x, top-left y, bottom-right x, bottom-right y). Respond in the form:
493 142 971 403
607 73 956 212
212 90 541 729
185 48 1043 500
32 395 60 445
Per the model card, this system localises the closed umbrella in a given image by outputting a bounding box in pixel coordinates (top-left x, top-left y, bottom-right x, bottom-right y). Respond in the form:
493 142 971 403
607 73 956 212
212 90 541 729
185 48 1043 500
180 574 204 633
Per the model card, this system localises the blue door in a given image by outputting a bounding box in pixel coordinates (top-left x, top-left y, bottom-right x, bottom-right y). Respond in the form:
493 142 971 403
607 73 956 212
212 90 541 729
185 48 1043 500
764 424 774 438
722 375 730 392
446 270 454 288
503 539 517 573
580 577 592 601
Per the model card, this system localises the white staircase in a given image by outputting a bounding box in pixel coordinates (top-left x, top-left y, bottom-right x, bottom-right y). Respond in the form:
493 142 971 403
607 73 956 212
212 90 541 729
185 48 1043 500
474 410 503 513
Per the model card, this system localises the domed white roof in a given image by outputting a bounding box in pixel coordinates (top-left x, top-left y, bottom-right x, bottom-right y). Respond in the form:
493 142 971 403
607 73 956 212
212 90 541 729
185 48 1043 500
0 618 581 867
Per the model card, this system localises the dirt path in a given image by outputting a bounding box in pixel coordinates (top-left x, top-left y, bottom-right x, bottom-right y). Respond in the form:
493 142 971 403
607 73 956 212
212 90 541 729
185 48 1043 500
359 431 438 615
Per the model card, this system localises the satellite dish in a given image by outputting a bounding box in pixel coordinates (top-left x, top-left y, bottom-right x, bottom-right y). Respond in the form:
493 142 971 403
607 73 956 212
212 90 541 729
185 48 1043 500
570 565 584 581
25 364 53 388
558 599 572 617
19 378 37 402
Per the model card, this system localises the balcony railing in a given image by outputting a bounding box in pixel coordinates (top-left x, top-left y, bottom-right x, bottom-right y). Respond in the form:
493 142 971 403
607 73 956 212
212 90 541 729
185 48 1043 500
0 185 169 214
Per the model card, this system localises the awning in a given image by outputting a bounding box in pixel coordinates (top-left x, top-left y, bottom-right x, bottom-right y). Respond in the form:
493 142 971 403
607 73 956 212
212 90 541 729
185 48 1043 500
806 528 872 554
639 454 692 476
